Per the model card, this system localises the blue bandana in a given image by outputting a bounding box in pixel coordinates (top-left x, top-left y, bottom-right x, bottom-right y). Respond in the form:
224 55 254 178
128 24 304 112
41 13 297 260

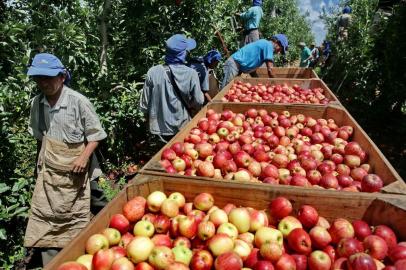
203 50 222 66
165 34 196 65
253 0 262 6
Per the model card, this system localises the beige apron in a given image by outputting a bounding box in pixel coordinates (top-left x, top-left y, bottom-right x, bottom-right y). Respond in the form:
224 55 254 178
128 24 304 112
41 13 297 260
24 135 91 248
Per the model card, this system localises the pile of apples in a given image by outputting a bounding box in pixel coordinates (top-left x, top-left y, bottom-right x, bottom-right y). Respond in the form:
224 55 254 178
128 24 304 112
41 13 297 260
221 81 331 104
160 108 384 193
58 192 405 270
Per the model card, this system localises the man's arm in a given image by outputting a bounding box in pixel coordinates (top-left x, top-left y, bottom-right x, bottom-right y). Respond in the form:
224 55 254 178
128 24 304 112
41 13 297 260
265 60 274 78
72 141 99 173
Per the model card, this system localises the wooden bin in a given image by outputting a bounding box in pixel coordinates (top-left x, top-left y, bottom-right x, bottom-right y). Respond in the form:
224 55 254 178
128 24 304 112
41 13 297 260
47 174 406 269
213 77 341 105
251 67 319 79
140 103 405 195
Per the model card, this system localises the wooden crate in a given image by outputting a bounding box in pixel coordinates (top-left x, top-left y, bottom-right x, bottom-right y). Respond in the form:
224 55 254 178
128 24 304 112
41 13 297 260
140 103 405 194
252 67 319 79
213 77 340 105
46 174 406 269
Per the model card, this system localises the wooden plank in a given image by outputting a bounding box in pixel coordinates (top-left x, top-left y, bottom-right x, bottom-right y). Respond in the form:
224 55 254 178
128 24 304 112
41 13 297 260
140 103 405 193
47 174 406 268
254 67 319 79
212 77 340 105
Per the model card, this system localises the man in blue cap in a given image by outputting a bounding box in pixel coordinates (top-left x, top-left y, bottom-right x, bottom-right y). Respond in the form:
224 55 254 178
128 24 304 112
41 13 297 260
24 53 107 265
221 34 289 89
188 49 222 102
236 0 264 46
140 34 204 143
337 6 352 40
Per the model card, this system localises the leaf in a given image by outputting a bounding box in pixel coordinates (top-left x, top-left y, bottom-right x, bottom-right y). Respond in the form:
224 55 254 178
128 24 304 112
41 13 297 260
0 183 10 194
0 228 6 240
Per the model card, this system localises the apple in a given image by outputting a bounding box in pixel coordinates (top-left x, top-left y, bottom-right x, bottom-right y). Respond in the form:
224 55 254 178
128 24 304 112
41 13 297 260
344 155 361 168
133 220 154 237
147 191 167 212
214 251 243 270
352 220 372 241
161 148 176 161
307 170 322 185
308 250 331 270
291 254 307 270
217 222 239 240
329 218 354 244
190 249 213 270
363 235 388 260
109 214 130 234
287 228 312 255
309 226 332 249
86 234 109 255
123 197 146 222
166 262 189 270
347 253 377 270
197 161 215 177
119 232 134 249
208 233 234 256
229 207 251 233
127 236 154 264
234 151 252 168
160 199 179 218
297 205 319 229
337 237 364 258
210 209 229 227
233 239 252 260
168 192 186 208
361 174 383 192
253 260 275 270
153 215 170 234
111 246 126 260
269 197 292 220
317 216 330 229
134 262 154 270
388 245 406 262
111 257 135 270
278 216 303 237
260 242 283 263
151 234 172 248
249 210 269 232
255 227 283 247
197 221 216 240
196 143 213 159
244 248 261 268
374 225 398 249
172 245 193 265
76 254 93 270
172 158 186 172
173 236 191 249
179 216 197 238
57 262 87 270
275 254 296 270
395 259 406 269
238 232 255 246
332 257 348 270
233 170 252 181
102 228 121 246
148 246 175 270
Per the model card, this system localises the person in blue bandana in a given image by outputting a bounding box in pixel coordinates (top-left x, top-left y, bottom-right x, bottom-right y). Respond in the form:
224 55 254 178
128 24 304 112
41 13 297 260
236 0 264 46
140 34 204 143
188 49 222 102
221 34 289 89
338 6 352 40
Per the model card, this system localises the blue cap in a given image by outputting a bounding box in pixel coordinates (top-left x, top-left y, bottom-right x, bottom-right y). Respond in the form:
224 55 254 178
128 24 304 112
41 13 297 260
166 34 196 53
343 6 352 14
272 34 289 54
27 53 66 76
253 0 262 6
203 50 222 65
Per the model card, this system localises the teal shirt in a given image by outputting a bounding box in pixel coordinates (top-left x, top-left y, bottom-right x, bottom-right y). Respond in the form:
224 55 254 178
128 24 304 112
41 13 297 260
232 39 274 72
300 47 312 67
240 6 263 30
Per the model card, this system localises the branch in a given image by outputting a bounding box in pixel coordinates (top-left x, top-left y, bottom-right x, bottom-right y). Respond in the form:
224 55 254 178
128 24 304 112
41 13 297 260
99 0 112 75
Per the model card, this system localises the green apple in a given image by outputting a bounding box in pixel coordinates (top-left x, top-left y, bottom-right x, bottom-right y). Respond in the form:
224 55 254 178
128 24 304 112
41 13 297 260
172 245 193 265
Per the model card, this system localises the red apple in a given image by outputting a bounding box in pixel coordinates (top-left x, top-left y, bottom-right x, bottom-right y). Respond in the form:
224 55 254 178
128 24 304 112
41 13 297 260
161 148 176 161
111 257 135 270
291 254 307 270
361 174 383 193
57 262 87 270
310 226 332 249
389 245 406 263
363 235 388 260
297 205 319 229
287 228 312 255
151 234 172 248
275 254 296 270
173 236 191 249
260 242 283 263
352 220 372 241
254 260 275 270
214 251 243 270
190 250 214 270
337 237 364 258
374 225 398 249
193 193 214 211
134 262 154 270
109 214 130 234
347 253 377 270
329 218 355 244
123 197 146 223
197 161 215 177
269 197 292 220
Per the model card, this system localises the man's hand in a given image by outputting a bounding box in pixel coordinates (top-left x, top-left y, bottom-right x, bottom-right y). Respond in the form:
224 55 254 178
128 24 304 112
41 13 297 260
72 154 89 173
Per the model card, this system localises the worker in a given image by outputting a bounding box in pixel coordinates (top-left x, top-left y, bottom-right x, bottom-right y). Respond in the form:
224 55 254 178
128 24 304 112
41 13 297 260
320 40 332 67
308 43 320 68
298 42 312 68
140 34 204 143
236 0 264 46
221 34 288 89
24 53 107 265
188 49 222 102
337 6 352 41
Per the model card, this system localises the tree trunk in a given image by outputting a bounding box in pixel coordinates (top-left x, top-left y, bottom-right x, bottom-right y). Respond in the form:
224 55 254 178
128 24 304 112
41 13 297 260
99 0 111 75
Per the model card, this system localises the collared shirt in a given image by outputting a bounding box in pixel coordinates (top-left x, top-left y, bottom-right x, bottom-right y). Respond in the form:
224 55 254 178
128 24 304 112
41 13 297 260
29 86 107 143
188 58 209 92
232 39 274 72
240 6 264 30
300 47 312 67
140 64 204 136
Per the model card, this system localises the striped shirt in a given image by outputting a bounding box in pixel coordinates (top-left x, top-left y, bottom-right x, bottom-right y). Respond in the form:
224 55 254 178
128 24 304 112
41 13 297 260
140 64 204 136
29 86 107 143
